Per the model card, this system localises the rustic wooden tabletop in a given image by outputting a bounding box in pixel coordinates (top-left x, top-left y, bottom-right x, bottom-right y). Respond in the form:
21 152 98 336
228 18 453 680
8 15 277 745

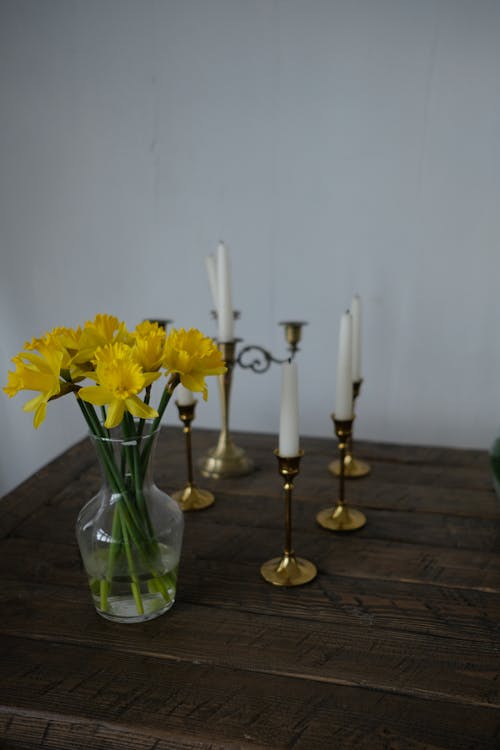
0 426 499 749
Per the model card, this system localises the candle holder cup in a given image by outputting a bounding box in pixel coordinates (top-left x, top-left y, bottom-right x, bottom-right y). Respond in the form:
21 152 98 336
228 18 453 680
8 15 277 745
261 450 317 587
172 401 215 511
328 380 370 478
317 416 367 531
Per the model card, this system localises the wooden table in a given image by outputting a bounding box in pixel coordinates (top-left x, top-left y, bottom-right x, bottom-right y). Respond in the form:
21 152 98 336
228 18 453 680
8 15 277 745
1 427 500 749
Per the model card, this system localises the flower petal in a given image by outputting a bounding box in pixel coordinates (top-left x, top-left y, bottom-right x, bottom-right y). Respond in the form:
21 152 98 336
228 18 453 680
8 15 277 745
125 394 158 420
105 400 125 429
78 385 114 406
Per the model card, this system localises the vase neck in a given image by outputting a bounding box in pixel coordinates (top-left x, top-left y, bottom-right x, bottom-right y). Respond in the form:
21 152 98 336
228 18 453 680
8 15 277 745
90 423 160 493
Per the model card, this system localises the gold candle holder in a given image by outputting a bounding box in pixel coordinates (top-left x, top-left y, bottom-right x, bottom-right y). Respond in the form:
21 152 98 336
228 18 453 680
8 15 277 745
261 451 317 587
172 401 215 511
328 379 370 478
317 416 367 531
199 340 254 479
279 321 308 357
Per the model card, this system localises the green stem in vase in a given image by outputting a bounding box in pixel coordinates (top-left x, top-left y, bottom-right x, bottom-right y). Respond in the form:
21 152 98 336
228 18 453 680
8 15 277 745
100 499 123 611
123 414 153 538
118 505 144 615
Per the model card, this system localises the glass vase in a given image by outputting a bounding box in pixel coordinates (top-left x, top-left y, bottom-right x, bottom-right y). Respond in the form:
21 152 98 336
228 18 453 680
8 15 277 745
76 421 184 623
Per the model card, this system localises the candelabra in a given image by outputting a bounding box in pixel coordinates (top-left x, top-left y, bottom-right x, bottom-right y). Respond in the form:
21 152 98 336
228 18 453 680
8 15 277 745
172 400 215 511
328 380 370 478
199 320 307 479
317 416 367 531
261 451 317 586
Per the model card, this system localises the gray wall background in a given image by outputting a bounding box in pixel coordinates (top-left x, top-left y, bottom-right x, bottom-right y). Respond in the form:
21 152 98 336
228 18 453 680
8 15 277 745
1 0 500 496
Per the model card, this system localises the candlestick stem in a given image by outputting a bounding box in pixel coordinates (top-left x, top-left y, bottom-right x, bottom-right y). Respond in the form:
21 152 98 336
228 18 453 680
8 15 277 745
172 402 215 511
199 340 254 478
260 451 317 587
328 379 371 478
184 418 195 486
317 417 367 531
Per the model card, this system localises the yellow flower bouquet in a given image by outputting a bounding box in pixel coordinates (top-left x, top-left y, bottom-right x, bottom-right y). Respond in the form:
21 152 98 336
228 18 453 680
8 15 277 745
4 315 226 623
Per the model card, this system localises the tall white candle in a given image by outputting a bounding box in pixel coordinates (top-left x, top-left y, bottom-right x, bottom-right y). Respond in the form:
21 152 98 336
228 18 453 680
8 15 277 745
279 360 300 457
216 241 234 342
205 254 218 309
176 384 195 406
335 311 353 419
351 294 362 383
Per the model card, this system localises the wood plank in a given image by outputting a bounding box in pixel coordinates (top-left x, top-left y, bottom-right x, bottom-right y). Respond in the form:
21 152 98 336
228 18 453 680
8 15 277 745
1 537 500 644
0 580 498 710
0 710 240 750
0 636 499 750
10 466 500 552
11 495 500 592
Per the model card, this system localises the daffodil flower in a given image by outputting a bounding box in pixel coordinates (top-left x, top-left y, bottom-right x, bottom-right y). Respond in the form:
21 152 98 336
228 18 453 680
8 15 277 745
74 313 131 366
78 342 160 428
4 341 64 428
162 327 226 399
132 320 166 373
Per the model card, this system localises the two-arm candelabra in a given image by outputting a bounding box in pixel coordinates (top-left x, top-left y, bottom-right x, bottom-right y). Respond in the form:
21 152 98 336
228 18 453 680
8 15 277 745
199 320 307 479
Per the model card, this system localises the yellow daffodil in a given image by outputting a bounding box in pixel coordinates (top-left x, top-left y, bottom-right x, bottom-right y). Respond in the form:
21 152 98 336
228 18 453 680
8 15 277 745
3 339 64 428
132 321 166 373
162 328 226 399
78 342 160 428
74 313 131 366
31 326 84 373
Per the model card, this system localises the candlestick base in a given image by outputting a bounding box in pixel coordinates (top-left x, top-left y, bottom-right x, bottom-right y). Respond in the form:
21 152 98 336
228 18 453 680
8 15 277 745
260 552 317 587
328 455 371 478
316 505 366 531
199 439 254 479
172 484 215 512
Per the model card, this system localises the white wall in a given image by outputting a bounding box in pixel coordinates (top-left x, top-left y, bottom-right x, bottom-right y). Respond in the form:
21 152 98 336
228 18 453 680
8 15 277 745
2 0 500 497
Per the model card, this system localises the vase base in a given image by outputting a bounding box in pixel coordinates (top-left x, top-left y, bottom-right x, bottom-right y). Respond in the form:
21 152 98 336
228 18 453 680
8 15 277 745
93 594 175 624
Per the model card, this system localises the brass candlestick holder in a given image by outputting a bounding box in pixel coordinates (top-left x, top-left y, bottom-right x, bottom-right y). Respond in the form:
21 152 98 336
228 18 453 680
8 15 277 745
172 401 215 511
317 416 367 531
261 451 317 587
199 340 255 479
328 380 370 478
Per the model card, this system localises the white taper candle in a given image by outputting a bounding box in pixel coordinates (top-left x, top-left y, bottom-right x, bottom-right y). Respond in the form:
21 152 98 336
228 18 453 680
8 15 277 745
279 360 300 457
335 311 353 420
205 254 218 309
176 384 196 406
216 241 234 342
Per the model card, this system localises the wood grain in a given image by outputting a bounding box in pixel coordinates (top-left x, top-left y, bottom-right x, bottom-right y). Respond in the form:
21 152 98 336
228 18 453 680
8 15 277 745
1 427 499 749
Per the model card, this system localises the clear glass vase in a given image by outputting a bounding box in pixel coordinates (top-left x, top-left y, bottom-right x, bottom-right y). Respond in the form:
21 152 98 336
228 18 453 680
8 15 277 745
76 421 184 623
